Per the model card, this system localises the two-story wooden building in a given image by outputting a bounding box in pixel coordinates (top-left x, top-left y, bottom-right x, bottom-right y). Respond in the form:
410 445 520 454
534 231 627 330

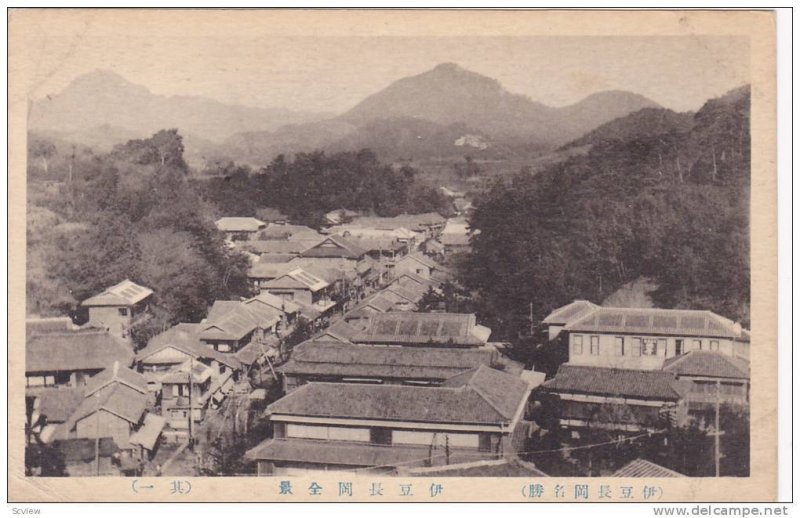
215 217 267 241
278 340 502 392
81 280 153 342
246 365 534 475
262 268 336 322
542 301 750 370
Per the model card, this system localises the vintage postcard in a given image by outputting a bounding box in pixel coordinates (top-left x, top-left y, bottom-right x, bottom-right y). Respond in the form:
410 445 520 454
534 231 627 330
8 9 778 503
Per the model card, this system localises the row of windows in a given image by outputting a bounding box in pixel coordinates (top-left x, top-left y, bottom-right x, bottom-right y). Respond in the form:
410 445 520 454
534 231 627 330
571 335 721 356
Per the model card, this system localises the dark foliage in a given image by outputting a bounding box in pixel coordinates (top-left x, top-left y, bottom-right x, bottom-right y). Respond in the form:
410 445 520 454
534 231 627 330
461 86 750 342
194 149 452 227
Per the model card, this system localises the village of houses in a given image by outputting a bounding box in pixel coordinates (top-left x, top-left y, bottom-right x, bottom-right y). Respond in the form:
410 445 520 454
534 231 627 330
25 199 750 479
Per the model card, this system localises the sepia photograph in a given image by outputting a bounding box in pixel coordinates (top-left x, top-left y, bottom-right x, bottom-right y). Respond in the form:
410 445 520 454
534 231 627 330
8 8 780 504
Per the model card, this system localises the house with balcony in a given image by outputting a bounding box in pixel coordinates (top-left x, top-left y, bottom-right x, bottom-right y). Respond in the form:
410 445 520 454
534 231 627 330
539 364 689 434
262 268 336 323
662 350 750 427
159 359 219 429
246 365 534 475
135 323 242 393
81 279 153 341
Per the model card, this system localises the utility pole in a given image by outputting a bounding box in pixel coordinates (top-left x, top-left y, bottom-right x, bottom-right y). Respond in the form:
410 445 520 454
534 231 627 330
94 392 100 476
711 380 725 477
188 359 194 451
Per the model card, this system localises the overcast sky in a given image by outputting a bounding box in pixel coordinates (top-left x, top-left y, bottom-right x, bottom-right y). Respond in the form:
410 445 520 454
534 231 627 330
18 14 749 114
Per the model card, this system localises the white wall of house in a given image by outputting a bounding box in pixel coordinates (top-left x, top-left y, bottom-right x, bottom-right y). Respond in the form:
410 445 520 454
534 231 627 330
567 332 739 370
75 410 132 448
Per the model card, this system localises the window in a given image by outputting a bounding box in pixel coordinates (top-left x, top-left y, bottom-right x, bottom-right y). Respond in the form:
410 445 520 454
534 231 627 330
118 307 128 316
217 343 232 353
615 337 624 356
631 338 642 356
675 339 684 355
370 428 393 445
479 434 493 452
693 339 702 350
710 340 720 351
590 336 600 355
657 339 667 356
572 335 583 355
642 339 658 356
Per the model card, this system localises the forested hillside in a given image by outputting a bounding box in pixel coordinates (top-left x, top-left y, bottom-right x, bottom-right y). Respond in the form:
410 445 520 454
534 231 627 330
26 130 252 344
195 150 452 227
462 86 751 340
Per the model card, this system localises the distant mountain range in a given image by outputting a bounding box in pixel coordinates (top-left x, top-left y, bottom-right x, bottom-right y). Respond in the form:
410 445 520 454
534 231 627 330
29 64 662 167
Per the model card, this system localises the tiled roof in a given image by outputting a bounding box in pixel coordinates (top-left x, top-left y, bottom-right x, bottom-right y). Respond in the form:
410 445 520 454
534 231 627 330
245 438 484 468
26 329 134 374
30 387 85 423
280 341 497 380
268 365 529 425
199 300 280 341
349 213 446 232
159 359 214 384
247 261 297 280
215 217 266 232
235 337 279 366
261 224 317 239
26 317 76 336
81 279 152 307
83 362 148 397
613 458 686 477
129 413 166 451
353 313 488 346
137 323 242 369
542 300 599 325
315 320 360 343
396 253 438 270
242 239 319 256
543 365 682 400
244 292 300 315
264 268 330 292
61 383 148 436
562 304 746 339
393 271 438 290
662 351 750 380
384 283 428 303
405 458 548 477
299 235 366 260
440 233 471 246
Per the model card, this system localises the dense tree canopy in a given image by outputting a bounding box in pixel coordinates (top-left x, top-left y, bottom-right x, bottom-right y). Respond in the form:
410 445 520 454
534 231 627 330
27 129 251 345
462 87 750 341
195 149 452 227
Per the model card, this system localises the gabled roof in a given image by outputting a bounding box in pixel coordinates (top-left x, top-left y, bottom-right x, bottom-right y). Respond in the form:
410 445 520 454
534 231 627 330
242 239 320 256
264 268 329 292
613 458 686 477
662 351 750 380
315 320 360 343
62 383 148 435
552 301 747 339
27 329 134 374
267 365 530 426
542 300 600 325
137 323 241 369
349 213 445 232
440 233 471 247
543 365 682 401
81 279 152 307
396 253 438 270
29 387 85 423
83 362 148 397
199 300 280 342
299 235 366 260
280 341 497 381
244 292 300 315
215 217 266 232
351 294 396 314
353 312 489 346
393 271 437 289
